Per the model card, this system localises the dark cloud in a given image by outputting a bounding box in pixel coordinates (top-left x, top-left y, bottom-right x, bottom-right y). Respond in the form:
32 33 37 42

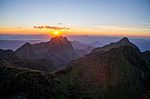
18 27 22 29
58 23 62 25
34 25 70 30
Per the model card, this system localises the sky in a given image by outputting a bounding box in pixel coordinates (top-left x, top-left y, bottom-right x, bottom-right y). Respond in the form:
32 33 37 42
0 0 150 37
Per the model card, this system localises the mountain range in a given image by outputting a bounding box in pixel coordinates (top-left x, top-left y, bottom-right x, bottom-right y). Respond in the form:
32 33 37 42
0 36 150 99
1 35 150 51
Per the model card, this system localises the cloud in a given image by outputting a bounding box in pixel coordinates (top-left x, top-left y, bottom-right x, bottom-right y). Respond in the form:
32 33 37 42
18 27 22 29
34 25 70 30
58 23 62 25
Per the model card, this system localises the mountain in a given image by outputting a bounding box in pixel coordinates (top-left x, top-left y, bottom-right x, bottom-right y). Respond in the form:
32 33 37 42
0 49 56 72
15 36 78 68
71 41 94 57
57 37 150 99
89 41 103 47
92 37 139 53
1 35 149 51
1 37 150 99
0 40 41 50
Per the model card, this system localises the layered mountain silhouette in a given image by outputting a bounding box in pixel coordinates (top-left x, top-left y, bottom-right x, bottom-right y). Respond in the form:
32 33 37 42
57 37 150 98
15 36 78 68
0 37 150 98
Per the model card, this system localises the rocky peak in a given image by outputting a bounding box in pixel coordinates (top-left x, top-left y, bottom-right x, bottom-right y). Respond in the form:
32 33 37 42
19 42 32 49
50 36 68 43
49 36 74 51
118 37 129 43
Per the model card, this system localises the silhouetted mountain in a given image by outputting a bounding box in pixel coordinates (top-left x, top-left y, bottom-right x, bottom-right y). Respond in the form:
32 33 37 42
1 37 150 99
15 36 78 68
89 41 103 47
57 37 150 99
71 41 94 57
0 49 56 72
92 37 139 53
1 35 149 51
0 40 41 50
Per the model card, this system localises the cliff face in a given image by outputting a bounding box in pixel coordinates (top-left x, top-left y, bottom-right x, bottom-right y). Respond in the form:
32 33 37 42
15 36 78 68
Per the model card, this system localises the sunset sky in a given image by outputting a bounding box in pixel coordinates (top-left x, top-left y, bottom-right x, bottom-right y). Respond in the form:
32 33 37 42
0 0 150 37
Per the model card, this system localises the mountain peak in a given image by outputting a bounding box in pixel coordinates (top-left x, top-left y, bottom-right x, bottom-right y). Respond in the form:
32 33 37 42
50 36 68 43
119 37 129 43
92 37 139 53
24 42 32 46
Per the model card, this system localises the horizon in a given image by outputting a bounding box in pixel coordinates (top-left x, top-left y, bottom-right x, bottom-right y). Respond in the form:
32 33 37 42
0 0 150 37
1 33 150 38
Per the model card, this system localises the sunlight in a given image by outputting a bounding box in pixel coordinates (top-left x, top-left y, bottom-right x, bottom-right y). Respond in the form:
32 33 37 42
51 30 61 36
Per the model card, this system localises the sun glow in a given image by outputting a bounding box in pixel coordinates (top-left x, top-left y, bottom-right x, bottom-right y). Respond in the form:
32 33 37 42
51 30 61 36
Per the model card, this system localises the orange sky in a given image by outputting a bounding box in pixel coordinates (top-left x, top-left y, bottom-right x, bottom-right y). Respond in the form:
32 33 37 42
0 26 150 38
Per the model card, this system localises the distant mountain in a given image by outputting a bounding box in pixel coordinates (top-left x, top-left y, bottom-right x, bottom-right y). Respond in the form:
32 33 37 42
1 35 149 51
0 40 41 50
15 36 78 68
89 41 103 47
0 49 56 72
92 37 139 53
57 37 150 99
71 41 94 57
